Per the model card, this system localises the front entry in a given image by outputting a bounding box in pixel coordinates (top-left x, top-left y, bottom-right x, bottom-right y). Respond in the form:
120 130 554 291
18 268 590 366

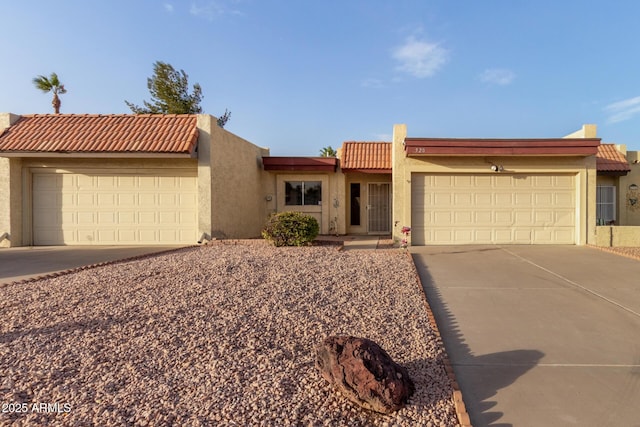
367 183 391 234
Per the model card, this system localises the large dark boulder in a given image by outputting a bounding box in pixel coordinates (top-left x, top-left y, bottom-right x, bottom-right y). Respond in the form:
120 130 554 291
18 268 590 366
315 336 415 414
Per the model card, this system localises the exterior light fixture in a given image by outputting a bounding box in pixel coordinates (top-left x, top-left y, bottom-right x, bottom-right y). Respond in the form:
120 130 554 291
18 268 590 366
630 184 639 191
490 164 504 172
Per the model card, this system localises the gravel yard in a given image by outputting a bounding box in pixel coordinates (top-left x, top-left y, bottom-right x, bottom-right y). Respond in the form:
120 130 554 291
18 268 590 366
0 242 458 426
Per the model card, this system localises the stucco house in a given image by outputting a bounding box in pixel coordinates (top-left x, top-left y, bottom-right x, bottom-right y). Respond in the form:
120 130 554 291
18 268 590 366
0 113 271 247
1 113 639 247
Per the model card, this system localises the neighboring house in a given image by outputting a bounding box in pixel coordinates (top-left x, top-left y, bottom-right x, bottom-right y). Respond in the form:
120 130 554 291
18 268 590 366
0 113 270 247
2 113 638 247
595 144 640 226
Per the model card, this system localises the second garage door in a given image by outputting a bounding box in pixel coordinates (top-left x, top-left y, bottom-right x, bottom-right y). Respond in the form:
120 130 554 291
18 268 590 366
411 173 576 245
32 171 198 245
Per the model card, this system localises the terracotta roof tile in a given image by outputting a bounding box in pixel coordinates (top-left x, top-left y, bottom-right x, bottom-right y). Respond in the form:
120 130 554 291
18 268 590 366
0 114 198 155
596 144 630 172
341 141 391 172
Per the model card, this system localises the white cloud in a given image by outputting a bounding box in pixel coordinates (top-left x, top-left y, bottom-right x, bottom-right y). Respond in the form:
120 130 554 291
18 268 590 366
190 1 243 20
604 96 640 124
163 2 174 12
373 133 392 141
361 78 385 89
479 68 515 85
392 36 449 78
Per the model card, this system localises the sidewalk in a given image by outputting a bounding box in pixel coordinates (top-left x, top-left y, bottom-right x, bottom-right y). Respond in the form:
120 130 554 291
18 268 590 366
315 235 393 250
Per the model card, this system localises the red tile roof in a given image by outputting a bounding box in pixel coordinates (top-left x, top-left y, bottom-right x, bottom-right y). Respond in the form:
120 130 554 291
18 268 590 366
341 142 391 173
0 114 198 155
596 143 630 172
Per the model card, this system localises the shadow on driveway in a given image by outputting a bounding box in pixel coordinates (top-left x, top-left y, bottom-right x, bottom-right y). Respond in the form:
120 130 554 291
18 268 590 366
412 253 543 427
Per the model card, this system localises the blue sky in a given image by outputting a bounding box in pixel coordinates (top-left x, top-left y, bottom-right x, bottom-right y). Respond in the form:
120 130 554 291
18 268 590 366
2 1 640 155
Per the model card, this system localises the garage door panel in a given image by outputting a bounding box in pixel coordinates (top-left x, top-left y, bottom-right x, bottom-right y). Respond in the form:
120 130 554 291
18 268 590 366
494 211 513 224
78 193 96 207
411 173 576 245
475 211 492 223
475 193 492 206
33 171 197 245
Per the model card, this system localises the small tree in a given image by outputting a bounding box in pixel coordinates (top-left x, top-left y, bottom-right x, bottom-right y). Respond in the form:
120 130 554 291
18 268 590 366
125 61 204 114
33 72 67 114
217 109 231 128
320 146 337 157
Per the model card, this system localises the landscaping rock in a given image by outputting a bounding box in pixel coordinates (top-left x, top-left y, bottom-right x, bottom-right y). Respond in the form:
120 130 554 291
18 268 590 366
315 335 415 414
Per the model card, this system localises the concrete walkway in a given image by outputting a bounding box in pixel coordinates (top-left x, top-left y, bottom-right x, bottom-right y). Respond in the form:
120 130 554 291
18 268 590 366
411 245 640 427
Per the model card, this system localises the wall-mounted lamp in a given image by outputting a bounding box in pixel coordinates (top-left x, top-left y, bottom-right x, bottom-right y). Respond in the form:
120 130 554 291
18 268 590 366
629 184 638 191
490 164 504 172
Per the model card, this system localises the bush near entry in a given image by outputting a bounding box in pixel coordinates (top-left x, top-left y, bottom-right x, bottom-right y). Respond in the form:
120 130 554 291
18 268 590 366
262 212 319 247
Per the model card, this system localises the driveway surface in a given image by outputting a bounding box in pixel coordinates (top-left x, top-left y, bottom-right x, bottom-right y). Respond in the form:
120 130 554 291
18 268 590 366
0 246 186 284
411 245 640 427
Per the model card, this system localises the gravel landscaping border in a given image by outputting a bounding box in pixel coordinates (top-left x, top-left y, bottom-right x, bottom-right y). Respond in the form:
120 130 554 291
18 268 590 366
0 240 463 426
588 245 640 261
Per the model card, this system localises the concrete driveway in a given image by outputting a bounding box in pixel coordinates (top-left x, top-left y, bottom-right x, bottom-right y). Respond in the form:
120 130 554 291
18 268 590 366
0 246 187 284
411 245 640 427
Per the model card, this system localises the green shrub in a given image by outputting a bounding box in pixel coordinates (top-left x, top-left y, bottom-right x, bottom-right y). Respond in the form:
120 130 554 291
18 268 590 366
262 211 319 247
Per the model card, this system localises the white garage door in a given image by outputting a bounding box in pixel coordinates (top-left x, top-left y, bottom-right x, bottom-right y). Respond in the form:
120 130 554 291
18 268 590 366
32 171 198 245
411 173 576 245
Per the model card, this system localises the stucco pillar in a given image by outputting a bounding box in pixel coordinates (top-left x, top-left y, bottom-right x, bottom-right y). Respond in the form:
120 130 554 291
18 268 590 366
196 114 213 242
0 114 22 247
391 124 407 245
585 155 598 245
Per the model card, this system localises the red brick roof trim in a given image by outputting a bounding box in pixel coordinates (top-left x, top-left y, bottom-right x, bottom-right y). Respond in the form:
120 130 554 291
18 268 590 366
262 157 338 172
404 137 601 156
0 114 199 156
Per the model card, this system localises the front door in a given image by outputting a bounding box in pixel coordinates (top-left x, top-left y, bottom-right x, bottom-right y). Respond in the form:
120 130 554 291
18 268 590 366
367 183 391 234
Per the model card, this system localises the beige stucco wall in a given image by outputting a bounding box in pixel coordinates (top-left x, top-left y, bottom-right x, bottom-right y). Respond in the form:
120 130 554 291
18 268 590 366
618 150 640 226
344 172 392 234
0 158 23 247
0 114 21 247
269 171 345 235
596 225 640 246
392 124 598 246
197 115 271 239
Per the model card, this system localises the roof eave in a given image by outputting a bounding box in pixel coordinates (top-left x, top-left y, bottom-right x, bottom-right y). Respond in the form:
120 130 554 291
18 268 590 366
341 168 392 174
0 151 197 159
404 138 601 157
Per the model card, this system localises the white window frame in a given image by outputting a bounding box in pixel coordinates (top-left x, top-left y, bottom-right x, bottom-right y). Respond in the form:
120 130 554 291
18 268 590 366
596 185 616 224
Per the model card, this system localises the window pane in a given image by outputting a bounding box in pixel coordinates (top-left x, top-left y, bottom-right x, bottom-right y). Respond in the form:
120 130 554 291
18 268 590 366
596 186 615 222
304 181 322 205
285 181 302 205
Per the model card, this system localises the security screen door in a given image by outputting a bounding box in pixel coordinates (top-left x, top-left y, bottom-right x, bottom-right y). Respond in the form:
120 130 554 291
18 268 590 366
367 183 391 233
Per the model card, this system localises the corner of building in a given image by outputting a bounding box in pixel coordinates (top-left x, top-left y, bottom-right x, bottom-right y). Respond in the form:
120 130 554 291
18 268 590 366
392 124 408 246
0 113 23 247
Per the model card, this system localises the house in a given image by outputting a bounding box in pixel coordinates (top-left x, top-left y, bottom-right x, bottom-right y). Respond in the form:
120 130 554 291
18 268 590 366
0 113 271 247
2 113 639 247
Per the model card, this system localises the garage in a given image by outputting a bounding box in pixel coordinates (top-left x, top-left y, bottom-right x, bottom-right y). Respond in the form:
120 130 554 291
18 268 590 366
411 173 576 245
32 170 198 245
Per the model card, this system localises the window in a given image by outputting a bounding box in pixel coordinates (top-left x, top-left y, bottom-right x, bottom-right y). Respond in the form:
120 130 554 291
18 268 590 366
596 186 616 224
350 183 361 226
285 181 322 205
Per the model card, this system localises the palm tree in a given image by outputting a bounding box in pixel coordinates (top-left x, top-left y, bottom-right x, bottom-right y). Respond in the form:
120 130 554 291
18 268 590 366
33 73 67 114
320 146 337 157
